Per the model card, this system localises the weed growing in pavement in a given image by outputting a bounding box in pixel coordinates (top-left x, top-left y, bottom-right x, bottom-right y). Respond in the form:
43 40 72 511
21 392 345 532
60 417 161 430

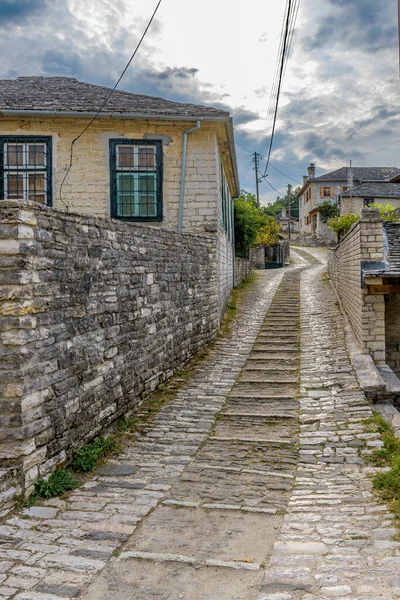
220 272 258 334
26 470 79 506
71 436 118 472
118 415 140 432
366 411 400 534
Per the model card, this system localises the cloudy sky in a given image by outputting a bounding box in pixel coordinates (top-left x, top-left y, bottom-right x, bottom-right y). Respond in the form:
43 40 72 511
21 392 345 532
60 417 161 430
0 0 398 204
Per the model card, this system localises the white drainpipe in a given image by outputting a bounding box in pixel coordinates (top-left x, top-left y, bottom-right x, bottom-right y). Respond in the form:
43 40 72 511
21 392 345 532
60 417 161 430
178 121 201 233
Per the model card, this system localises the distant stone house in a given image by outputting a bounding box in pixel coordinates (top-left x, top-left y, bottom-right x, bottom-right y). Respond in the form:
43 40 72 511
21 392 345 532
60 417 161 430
340 181 400 215
0 76 240 316
297 164 400 238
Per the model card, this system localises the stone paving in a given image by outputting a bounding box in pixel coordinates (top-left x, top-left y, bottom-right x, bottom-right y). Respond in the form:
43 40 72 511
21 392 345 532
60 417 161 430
0 250 397 600
258 251 399 600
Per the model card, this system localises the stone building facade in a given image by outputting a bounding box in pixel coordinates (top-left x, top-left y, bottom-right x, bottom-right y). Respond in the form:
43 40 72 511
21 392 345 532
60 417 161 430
0 76 240 315
298 165 400 239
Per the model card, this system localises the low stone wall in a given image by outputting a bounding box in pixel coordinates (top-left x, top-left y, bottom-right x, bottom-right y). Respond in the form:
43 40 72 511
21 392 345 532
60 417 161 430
235 258 252 286
328 210 385 362
250 246 265 269
385 294 400 377
0 200 220 507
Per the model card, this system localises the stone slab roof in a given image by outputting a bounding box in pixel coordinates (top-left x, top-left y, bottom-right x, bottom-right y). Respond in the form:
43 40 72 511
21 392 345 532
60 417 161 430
384 223 400 272
313 166 400 183
0 76 229 119
341 183 400 198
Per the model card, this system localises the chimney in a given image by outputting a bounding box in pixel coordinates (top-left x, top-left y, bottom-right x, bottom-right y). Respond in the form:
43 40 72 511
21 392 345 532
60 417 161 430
303 175 308 185
308 163 316 179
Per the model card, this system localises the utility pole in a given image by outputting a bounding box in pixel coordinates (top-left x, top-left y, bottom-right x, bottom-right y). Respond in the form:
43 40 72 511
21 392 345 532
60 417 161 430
287 183 292 241
254 152 260 207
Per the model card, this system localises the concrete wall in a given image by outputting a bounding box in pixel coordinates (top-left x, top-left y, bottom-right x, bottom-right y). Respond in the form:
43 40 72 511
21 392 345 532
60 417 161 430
0 116 236 236
0 199 221 508
328 211 386 362
385 294 400 376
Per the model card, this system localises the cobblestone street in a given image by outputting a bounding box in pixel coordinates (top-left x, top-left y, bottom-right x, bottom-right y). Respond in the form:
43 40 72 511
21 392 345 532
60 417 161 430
0 249 398 600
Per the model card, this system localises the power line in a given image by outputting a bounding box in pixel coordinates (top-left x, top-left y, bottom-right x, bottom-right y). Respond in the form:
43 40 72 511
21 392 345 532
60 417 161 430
258 0 290 159
269 162 301 184
262 0 292 177
258 0 302 171
263 178 286 196
59 0 163 206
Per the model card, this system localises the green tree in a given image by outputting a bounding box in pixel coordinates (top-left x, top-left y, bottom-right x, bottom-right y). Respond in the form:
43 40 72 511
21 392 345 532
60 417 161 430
263 186 301 219
234 190 280 257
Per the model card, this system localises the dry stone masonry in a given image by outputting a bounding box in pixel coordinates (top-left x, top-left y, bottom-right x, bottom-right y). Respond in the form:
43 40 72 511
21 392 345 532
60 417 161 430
0 199 223 506
328 210 386 363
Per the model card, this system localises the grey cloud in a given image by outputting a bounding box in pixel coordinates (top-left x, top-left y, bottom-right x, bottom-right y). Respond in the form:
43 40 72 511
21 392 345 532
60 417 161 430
0 0 46 22
303 0 397 54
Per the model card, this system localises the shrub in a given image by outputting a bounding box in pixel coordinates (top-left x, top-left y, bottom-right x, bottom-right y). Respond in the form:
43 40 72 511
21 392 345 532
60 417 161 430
327 213 360 238
27 470 79 505
71 436 117 472
234 191 280 257
368 203 400 222
317 200 339 222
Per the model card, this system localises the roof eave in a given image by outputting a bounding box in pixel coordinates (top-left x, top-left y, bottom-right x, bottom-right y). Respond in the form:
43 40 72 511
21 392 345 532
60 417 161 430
0 108 230 122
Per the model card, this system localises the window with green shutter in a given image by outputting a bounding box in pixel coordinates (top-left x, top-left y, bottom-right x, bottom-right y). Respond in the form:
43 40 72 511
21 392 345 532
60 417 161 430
110 139 162 221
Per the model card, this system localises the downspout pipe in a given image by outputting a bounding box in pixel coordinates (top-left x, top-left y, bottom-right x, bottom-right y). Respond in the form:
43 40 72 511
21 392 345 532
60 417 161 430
178 121 201 233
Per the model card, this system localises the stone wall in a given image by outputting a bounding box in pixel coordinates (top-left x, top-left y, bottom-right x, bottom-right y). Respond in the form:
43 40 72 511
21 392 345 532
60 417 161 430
385 294 400 377
328 211 386 362
235 258 252 286
250 246 265 269
0 199 220 506
217 228 234 320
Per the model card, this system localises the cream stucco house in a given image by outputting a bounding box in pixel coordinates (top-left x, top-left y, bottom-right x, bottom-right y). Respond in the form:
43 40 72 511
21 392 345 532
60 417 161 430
0 76 240 315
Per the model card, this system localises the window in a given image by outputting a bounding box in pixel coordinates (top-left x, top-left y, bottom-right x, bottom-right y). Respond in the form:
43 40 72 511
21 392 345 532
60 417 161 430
320 186 333 197
220 162 232 238
110 139 162 221
363 198 373 207
0 137 52 205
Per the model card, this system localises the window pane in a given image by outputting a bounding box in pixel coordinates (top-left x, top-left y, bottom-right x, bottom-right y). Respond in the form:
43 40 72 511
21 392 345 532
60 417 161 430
28 144 46 166
139 175 156 193
7 144 24 167
139 194 157 217
28 174 46 202
7 174 24 198
117 145 136 168
117 173 138 192
139 147 156 169
117 194 138 217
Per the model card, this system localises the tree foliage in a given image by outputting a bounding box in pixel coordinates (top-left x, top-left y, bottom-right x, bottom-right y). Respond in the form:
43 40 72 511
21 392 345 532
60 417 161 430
317 200 339 222
263 186 301 219
327 213 360 238
234 190 280 256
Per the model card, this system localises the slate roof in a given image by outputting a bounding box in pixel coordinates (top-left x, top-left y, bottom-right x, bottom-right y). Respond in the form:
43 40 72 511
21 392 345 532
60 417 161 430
385 223 400 272
0 76 229 119
341 183 400 198
313 166 400 183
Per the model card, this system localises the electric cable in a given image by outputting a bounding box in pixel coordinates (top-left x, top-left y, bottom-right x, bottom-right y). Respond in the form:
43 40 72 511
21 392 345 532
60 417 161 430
262 0 292 177
59 0 163 206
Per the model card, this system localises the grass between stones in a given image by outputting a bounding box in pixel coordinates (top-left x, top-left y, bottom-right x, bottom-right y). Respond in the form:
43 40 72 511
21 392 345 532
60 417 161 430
220 272 258 335
25 272 259 507
366 411 400 535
